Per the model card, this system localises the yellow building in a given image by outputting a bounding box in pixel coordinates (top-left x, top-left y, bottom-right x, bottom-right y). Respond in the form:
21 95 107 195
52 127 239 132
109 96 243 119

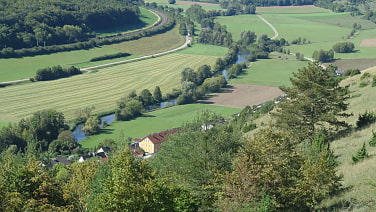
138 128 179 154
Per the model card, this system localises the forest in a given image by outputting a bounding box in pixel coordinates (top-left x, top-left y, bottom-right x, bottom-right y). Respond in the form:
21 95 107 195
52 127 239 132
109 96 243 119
0 0 141 50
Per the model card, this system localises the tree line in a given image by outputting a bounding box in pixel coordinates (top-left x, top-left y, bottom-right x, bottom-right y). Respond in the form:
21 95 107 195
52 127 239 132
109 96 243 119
32 65 81 81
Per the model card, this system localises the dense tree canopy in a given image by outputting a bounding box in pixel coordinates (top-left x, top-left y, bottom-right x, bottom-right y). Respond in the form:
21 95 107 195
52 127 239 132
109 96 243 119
0 0 141 50
275 62 351 142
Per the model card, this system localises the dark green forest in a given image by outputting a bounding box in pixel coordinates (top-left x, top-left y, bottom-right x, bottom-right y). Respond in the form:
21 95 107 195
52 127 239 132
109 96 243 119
0 0 141 50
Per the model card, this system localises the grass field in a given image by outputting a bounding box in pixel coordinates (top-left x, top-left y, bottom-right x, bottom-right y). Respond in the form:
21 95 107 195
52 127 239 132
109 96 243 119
0 53 220 123
229 52 309 87
0 9 185 82
177 43 228 56
216 7 376 62
215 14 275 41
80 104 241 148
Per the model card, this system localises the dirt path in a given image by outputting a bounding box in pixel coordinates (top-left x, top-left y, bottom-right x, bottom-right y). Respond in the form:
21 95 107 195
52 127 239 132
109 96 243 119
257 14 279 40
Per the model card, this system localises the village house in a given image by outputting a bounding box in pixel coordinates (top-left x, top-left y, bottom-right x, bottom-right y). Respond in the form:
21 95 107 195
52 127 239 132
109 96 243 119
138 128 179 154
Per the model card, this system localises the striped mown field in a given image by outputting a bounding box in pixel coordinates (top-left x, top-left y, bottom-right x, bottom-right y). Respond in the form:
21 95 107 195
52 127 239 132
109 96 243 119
0 53 218 123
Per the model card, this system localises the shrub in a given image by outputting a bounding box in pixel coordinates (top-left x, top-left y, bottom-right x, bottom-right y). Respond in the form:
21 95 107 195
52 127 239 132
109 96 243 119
90 52 131 62
343 69 360 77
369 131 376 147
332 42 355 53
356 111 376 128
359 81 369 88
352 143 368 164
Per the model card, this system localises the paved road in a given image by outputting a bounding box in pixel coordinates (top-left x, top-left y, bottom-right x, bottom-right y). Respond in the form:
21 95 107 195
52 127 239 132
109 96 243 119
81 35 192 72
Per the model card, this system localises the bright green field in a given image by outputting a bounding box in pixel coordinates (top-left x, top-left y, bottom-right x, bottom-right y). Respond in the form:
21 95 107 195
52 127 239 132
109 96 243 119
80 104 241 148
0 26 185 82
177 43 228 56
0 53 220 123
215 14 275 41
229 53 309 87
216 7 376 61
256 6 331 14
0 8 170 82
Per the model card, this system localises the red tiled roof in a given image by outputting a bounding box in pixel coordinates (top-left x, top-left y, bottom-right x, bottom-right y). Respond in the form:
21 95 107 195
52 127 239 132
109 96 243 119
145 128 179 145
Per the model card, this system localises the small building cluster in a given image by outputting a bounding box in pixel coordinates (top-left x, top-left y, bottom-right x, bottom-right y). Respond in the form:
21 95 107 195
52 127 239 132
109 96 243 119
136 128 179 154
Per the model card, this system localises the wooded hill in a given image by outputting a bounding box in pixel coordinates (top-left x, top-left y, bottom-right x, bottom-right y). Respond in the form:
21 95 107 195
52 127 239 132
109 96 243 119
0 0 141 50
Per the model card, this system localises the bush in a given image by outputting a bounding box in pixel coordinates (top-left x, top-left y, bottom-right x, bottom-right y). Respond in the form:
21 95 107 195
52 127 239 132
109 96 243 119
356 111 376 128
343 69 360 77
34 66 81 81
90 52 131 62
369 131 376 147
352 143 368 164
332 42 355 53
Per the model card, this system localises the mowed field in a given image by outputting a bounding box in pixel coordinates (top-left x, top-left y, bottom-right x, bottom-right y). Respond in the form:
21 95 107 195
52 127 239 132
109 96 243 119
0 53 219 123
81 104 241 148
0 9 182 82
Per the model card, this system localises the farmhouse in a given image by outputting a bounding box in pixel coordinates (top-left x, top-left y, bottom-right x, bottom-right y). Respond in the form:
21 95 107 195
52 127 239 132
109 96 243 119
138 128 179 154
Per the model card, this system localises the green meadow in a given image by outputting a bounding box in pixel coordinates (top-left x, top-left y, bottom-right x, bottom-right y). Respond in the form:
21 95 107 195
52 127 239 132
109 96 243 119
177 43 228 56
80 104 241 148
0 9 185 82
0 26 185 82
0 52 221 123
230 53 309 87
256 6 330 14
215 14 275 40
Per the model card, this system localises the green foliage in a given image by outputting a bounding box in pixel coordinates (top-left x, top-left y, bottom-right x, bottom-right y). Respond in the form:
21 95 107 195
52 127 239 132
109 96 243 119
116 99 143 121
275 62 351 143
82 116 101 136
312 49 334 63
332 42 355 53
0 0 140 51
220 128 340 211
372 75 376 87
89 52 131 62
352 143 369 164
151 111 241 210
93 147 197 211
153 86 163 103
343 69 360 77
369 131 376 147
34 65 81 81
356 111 376 129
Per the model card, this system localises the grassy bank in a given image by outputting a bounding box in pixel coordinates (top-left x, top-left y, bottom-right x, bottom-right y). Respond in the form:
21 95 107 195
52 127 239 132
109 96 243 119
80 104 241 148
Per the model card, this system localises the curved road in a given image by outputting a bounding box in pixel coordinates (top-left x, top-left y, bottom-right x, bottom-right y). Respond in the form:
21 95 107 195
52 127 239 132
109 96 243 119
81 35 191 72
0 9 172 84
